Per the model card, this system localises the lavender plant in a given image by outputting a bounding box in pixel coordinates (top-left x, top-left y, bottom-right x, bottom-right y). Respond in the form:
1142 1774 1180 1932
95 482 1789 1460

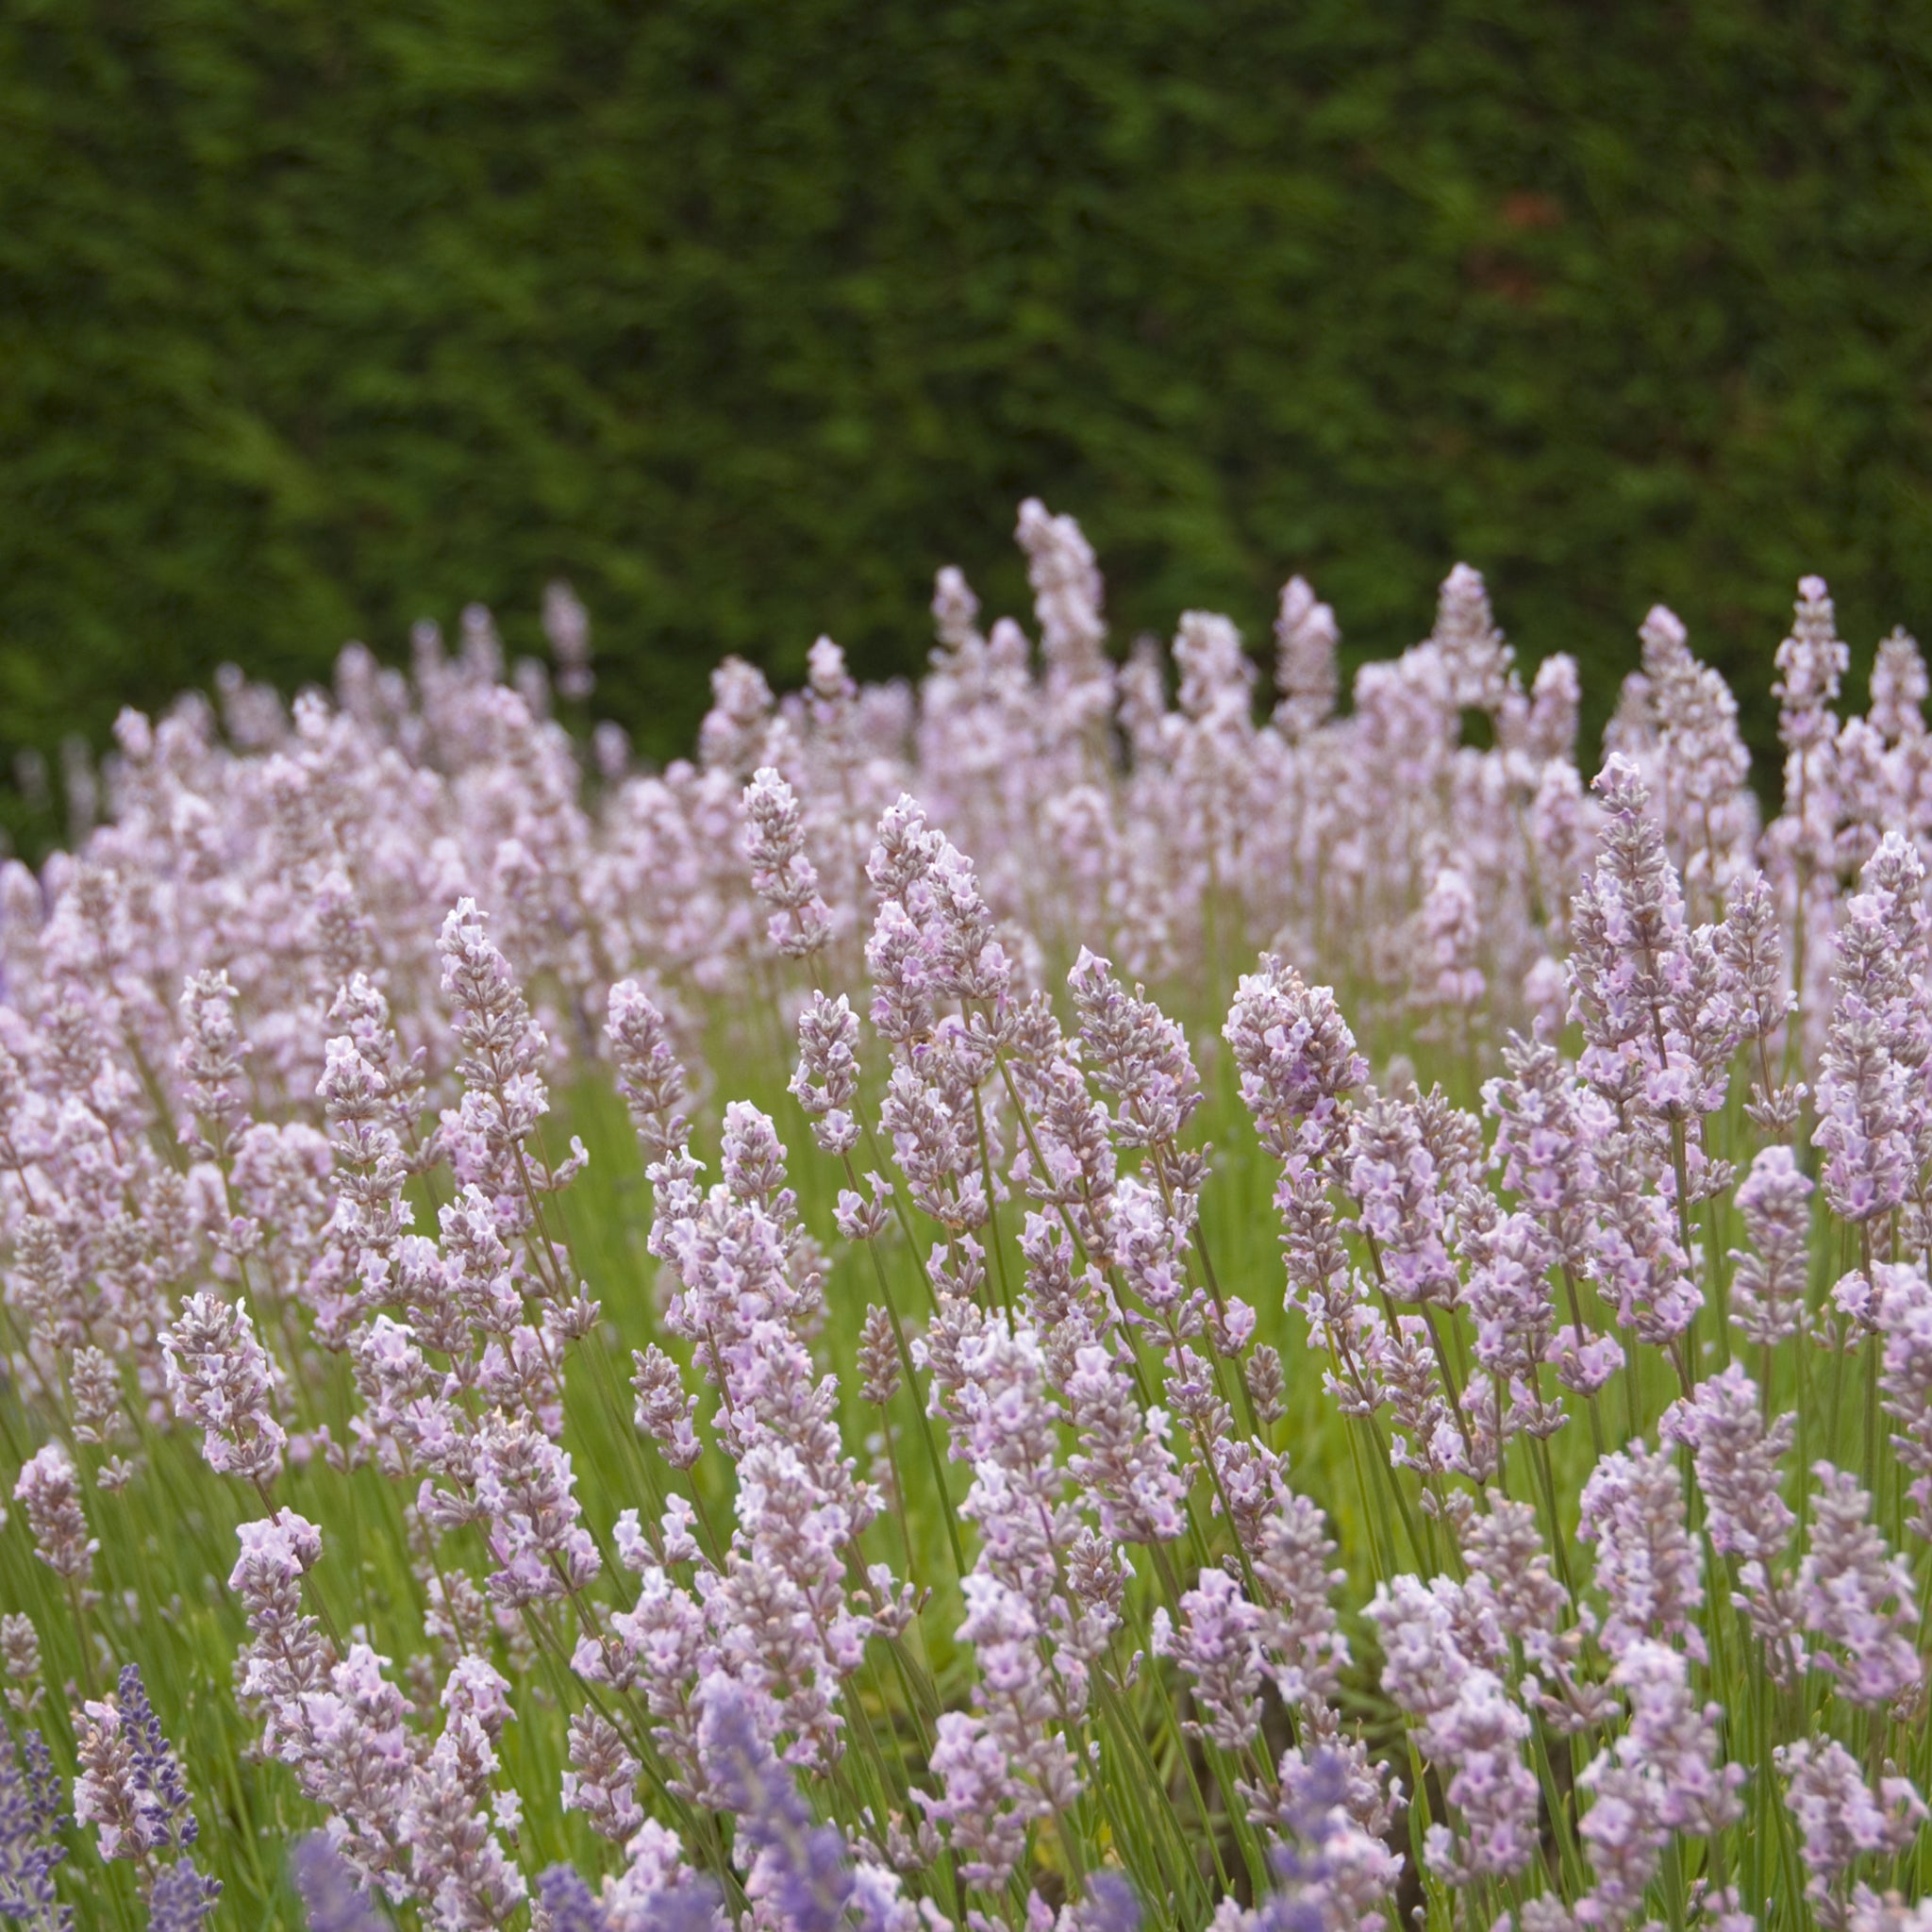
3 505 1932 1931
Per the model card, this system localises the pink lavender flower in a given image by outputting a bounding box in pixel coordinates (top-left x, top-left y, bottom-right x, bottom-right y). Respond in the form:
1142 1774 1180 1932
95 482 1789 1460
161 1291 286 1486
865 797 1011 1051
1461 1205 1563 1441
1224 958 1366 1165
1064 1340 1187 1545
1017 497 1111 715
475 1411 601 1607
1602 1639 1742 1836
1367 1575 1538 1882
175 969 250 1161
1153 1566 1265 1752
1871 1260 1932 1538
1730 1145 1815 1348
1585 1136 1702 1347
1775 576 1850 752
1798 1462 1922 1711
541 579 593 702
1431 563 1513 713
743 767 833 959
1659 1363 1794 1562
2 1616 42 1720
228 1509 332 1761
561 1709 642 1843
1871 627 1929 743
1635 606 1757 906
1716 871 1802 1134
1344 1095 1458 1308
1412 865 1485 1018
790 991 862 1157
1567 753 1687 1113
631 1343 702 1469
606 979 691 1157
1660 1364 1802 1675
1814 880 1918 1224
1067 947 1201 1161
438 896 574 1200
698 656 777 774
1483 1031 1607 1283
11 1443 95 1581
1578 1441 1706 1661
1777 1738 1925 1925
1273 575 1340 741
1422 1671 1541 1884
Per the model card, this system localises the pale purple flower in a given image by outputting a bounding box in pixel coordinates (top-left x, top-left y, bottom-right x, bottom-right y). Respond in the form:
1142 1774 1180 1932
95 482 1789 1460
437 896 573 1200
11 1444 95 1581
1778 1738 1925 1925
1421 1669 1540 1884
475 1411 601 1608
1483 1031 1606 1281
541 579 593 702
1273 575 1340 741
291 1833 387 1932
1224 958 1366 1166
1730 1145 1814 1348
1659 1363 1794 1563
1716 871 1802 1133
1660 1364 1802 1675
1064 1340 1187 1545
161 1291 286 1486
697 1676 854 1932
1412 865 1485 1016
3 1615 42 1719
1798 1462 1922 1711
1067 947 1201 1160
1343 1095 1458 1308
1814 883 1917 1224
698 656 776 775
1598 1639 1741 1838
1017 497 1111 713
791 991 862 1157
743 767 833 959
1871 1260 1932 1538
175 968 249 1161
631 1343 702 1469
1567 754 1685 1112
1636 605 1757 906
1775 575 1850 752
561 1709 642 1843
606 979 691 1157
1578 1441 1706 1662
1153 1566 1265 1752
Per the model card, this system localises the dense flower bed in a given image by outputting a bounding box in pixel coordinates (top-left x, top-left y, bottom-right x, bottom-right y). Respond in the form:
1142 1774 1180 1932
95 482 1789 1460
4 502 1930 1932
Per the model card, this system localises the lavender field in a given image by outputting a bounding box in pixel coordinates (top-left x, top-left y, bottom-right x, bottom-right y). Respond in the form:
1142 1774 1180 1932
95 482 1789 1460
3 500 1928 1932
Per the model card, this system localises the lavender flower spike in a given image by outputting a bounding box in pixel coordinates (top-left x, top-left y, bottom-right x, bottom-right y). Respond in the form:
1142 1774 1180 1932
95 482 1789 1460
291 1834 386 1932
0 1730 69 1932
697 1676 854 1932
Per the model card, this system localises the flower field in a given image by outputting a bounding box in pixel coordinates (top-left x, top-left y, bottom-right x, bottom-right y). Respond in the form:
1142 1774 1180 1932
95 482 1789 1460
3 500 1930 1931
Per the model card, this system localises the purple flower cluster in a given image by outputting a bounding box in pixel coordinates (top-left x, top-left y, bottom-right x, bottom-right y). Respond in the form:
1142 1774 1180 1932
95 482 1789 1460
10 521 1932 1931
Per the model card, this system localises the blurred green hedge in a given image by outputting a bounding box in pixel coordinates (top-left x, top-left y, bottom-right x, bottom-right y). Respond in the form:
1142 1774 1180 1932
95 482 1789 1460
4 0 1931 841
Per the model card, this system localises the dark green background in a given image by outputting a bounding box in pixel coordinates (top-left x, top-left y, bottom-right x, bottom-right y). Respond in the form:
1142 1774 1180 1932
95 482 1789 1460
5 0 1931 842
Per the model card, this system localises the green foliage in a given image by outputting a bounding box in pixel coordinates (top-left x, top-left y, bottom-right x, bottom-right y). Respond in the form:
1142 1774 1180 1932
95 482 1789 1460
4 0 1932 833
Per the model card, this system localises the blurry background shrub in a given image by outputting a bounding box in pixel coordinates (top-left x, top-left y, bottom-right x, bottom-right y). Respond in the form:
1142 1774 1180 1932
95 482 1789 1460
2 0 1929 845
